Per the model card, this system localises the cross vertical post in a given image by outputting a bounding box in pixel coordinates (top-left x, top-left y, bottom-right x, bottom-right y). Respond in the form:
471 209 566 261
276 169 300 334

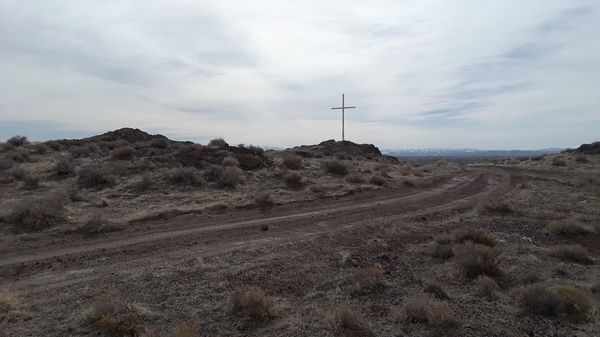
331 93 356 142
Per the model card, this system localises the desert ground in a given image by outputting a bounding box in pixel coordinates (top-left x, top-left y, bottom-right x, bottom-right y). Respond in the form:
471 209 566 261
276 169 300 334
0 129 599 337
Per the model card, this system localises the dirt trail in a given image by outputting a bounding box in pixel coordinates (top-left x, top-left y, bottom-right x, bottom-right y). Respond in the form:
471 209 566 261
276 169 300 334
1 166 513 291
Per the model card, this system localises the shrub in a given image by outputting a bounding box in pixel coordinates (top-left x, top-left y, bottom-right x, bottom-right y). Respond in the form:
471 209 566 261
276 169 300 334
547 220 588 235
284 171 303 188
247 145 264 156
369 175 386 186
423 279 450 300
222 156 239 167
111 145 136 160
345 173 364 184
480 201 513 215
452 227 496 246
515 283 561 316
219 167 244 188
87 291 140 337
6 149 30 163
237 154 264 170
555 286 593 320
31 143 48 155
282 153 303 169
323 159 348 176
330 304 370 337
0 157 13 171
255 192 273 207
397 296 455 327
166 167 202 187
6 135 28 147
208 137 228 147
203 164 224 182
0 290 16 313
230 286 273 321
552 157 567 167
169 321 201 337
22 174 40 189
452 243 502 277
10 166 27 181
348 267 385 291
431 233 454 259
402 179 416 187
53 154 76 177
150 138 169 149
133 174 153 192
9 193 66 231
548 244 593 265
476 275 499 299
77 166 117 189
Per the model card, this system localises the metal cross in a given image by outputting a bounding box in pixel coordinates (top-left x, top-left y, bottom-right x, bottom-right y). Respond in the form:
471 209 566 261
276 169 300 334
331 93 356 142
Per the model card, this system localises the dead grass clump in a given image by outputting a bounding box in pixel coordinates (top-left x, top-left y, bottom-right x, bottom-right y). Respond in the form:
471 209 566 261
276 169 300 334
547 220 588 235
369 175 386 186
330 304 370 337
87 291 140 337
345 173 364 184
6 135 28 147
554 285 593 320
218 167 244 188
548 244 593 265
10 166 27 180
255 191 273 207
53 154 76 177
222 156 239 167
476 275 500 299
9 193 66 231
397 296 455 327
284 171 303 188
111 145 136 160
230 286 274 321
77 166 117 189
513 283 593 319
431 233 454 259
208 137 228 147
166 167 202 187
452 227 496 246
169 321 201 337
423 280 450 300
348 267 385 291
452 243 502 277
323 159 348 176
282 153 303 169
0 289 16 313
480 201 513 215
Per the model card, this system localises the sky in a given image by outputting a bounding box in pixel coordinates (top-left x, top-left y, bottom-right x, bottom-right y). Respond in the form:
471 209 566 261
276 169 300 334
0 1 599 149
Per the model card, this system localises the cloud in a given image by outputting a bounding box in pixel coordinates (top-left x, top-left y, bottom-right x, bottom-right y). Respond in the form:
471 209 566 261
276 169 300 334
0 0 599 149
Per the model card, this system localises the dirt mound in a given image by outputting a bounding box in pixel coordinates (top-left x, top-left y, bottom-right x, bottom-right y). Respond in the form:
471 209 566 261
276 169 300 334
88 128 168 143
573 141 600 155
289 140 383 159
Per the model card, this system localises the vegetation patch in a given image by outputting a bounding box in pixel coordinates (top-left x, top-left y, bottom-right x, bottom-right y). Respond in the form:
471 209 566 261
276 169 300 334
452 243 502 277
230 286 274 322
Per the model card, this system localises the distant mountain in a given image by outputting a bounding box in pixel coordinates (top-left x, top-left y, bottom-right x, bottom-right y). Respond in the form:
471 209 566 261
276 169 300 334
382 148 563 158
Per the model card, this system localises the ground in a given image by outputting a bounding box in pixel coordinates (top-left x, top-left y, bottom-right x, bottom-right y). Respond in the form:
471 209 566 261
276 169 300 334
0 132 599 337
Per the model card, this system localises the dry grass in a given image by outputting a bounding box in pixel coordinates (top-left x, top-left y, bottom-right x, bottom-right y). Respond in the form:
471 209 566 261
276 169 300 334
87 291 140 337
9 193 66 231
348 267 385 291
452 227 496 246
423 279 450 300
282 153 303 169
514 283 593 320
323 159 348 176
547 219 593 235
476 275 500 299
554 285 593 320
0 289 16 313
480 201 513 215
330 304 370 337
548 244 594 265
452 243 502 277
230 286 274 321
111 145 136 160
430 233 454 259
397 296 455 327
254 191 273 207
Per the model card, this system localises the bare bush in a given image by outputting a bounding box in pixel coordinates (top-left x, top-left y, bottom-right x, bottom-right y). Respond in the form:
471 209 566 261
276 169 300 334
283 171 303 188
6 135 28 147
9 192 66 231
230 286 274 321
548 244 593 265
323 159 348 176
330 304 370 337
453 243 502 277
282 153 303 169
254 192 273 207
203 164 224 182
369 175 386 186
514 283 561 316
53 154 76 177
453 227 496 246
423 279 450 300
6 149 30 163
348 267 385 291
216 166 243 188
166 167 202 187
431 233 454 259
208 137 228 147
111 145 136 160
345 173 365 184
476 275 499 299
87 291 140 337
554 285 593 320
222 156 239 167
397 296 455 327
77 166 117 189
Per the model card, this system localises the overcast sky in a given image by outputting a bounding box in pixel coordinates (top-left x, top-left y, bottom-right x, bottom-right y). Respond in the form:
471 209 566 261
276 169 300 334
1 1 599 149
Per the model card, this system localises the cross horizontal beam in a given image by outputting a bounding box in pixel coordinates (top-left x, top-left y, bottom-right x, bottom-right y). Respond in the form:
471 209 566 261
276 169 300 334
331 106 356 110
